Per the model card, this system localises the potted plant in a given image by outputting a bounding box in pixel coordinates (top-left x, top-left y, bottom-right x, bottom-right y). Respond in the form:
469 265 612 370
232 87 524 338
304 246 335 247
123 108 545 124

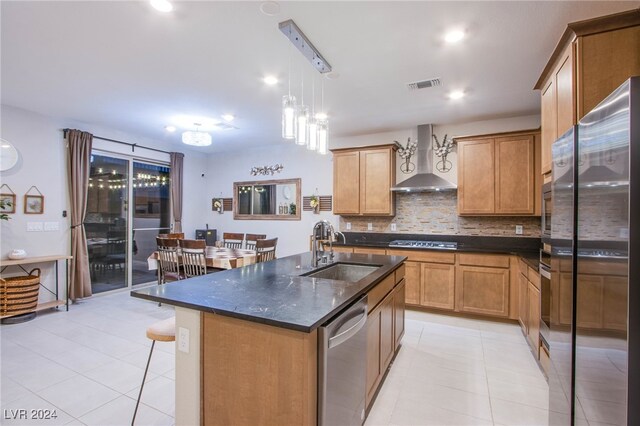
0 199 12 221
309 195 320 214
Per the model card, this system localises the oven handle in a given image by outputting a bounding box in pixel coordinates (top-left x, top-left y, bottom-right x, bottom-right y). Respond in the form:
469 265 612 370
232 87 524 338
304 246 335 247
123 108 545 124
540 266 551 279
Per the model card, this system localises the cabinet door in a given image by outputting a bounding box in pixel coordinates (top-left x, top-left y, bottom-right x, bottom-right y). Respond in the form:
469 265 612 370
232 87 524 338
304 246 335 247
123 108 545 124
576 275 604 329
456 266 510 317
421 263 455 310
457 139 495 214
365 308 381 407
394 280 406 351
528 281 541 355
333 151 360 214
495 135 535 214
404 261 421 305
603 276 627 332
380 294 395 372
541 79 556 175
360 148 393 215
556 47 574 138
518 273 529 333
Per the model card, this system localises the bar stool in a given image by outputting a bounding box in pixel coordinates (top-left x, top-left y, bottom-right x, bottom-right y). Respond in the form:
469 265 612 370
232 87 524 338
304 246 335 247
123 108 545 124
132 316 175 425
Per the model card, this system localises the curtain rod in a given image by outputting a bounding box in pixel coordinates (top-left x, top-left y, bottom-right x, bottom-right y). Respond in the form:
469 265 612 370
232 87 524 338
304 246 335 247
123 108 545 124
62 128 173 155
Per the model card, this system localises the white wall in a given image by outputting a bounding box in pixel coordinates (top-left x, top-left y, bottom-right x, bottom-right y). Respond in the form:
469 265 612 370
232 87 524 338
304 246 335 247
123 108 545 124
205 143 338 258
0 104 209 301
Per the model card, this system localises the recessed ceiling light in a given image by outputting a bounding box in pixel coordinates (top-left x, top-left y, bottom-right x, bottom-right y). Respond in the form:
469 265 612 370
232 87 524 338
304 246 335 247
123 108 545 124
448 90 465 100
165 125 176 132
444 29 465 43
263 76 278 85
315 112 328 120
260 1 280 16
150 0 173 12
325 72 340 80
221 114 235 122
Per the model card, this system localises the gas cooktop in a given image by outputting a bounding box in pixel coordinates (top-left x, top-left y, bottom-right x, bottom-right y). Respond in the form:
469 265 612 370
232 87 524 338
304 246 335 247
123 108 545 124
388 240 458 250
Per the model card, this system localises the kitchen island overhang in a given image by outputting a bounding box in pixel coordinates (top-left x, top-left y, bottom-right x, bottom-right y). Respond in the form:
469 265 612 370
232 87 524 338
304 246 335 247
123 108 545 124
131 252 407 426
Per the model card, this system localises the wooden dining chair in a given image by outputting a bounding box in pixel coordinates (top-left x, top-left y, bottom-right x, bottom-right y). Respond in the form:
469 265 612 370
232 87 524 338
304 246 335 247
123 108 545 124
179 239 207 278
158 233 184 239
156 237 182 284
245 234 267 250
223 233 245 249
256 238 278 263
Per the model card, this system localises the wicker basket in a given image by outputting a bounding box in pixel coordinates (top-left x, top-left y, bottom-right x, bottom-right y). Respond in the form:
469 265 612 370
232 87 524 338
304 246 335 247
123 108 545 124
1 268 41 317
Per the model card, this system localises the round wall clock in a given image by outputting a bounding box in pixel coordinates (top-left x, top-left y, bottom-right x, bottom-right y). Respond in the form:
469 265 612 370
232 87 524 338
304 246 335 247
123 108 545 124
0 139 19 171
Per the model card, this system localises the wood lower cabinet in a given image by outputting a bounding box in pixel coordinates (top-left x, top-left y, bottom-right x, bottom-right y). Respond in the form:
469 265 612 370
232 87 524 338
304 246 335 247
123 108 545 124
420 263 455 310
365 266 405 409
404 261 421 305
354 247 387 255
518 272 529 332
456 265 510 318
332 144 397 216
394 280 406 348
456 130 540 216
527 281 541 353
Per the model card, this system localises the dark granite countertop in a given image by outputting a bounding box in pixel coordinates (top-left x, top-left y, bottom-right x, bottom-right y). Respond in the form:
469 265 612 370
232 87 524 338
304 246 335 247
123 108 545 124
335 232 541 264
131 252 406 333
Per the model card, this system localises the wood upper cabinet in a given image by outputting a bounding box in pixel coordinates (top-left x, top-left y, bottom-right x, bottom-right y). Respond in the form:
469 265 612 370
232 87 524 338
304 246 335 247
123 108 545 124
456 265 510 318
332 145 396 216
457 139 495 214
495 135 535 214
420 263 455 310
457 130 540 216
332 151 360 215
536 10 640 176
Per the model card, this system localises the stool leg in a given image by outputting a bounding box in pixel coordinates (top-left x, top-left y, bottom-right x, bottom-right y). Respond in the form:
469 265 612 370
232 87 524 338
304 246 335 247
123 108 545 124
132 340 155 425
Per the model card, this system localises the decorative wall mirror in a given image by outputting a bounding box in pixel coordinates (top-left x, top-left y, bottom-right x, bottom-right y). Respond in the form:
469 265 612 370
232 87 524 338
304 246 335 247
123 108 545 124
233 178 301 221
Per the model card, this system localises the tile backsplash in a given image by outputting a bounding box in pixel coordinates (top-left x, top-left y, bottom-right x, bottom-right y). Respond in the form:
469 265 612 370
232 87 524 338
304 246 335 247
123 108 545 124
339 192 541 237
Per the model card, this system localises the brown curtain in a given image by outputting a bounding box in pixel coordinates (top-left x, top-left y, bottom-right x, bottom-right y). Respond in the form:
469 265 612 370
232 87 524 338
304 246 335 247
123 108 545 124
170 152 184 233
67 129 93 300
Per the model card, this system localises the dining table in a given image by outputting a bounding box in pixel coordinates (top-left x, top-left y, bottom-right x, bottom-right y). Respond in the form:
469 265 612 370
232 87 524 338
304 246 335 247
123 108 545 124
147 246 257 271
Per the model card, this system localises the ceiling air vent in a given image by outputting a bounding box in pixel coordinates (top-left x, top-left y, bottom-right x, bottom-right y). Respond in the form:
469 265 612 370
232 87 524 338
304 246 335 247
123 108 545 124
407 78 442 90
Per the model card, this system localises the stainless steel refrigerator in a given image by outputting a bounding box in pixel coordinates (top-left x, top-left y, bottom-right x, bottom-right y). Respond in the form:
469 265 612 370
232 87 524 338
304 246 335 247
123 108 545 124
550 77 639 425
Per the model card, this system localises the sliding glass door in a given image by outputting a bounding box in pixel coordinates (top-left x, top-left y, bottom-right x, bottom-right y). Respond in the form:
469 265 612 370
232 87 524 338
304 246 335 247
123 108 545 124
86 154 129 294
131 161 171 286
87 153 171 294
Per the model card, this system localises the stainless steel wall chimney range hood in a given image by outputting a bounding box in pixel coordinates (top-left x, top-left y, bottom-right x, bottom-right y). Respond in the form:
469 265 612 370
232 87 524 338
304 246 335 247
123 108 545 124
391 124 457 192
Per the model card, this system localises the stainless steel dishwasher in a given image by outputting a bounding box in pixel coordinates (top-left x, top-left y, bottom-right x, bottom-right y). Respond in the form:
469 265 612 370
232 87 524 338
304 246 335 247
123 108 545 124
318 295 368 426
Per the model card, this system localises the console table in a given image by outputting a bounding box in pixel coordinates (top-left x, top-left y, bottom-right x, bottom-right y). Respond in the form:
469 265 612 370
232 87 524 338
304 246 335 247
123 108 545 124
0 255 72 319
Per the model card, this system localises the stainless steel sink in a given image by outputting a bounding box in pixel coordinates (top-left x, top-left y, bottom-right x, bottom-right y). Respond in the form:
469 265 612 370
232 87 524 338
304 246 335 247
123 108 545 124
303 263 380 282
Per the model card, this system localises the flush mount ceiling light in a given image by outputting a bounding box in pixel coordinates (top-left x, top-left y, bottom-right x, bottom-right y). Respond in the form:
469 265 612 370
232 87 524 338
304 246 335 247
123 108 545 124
150 0 173 13
448 90 465 100
164 125 176 132
221 114 235 122
263 76 279 85
182 123 212 147
260 1 280 16
444 29 465 43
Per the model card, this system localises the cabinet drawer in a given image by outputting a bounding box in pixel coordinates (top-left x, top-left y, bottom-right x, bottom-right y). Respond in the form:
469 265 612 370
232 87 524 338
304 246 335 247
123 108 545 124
395 264 405 284
368 274 395 312
332 246 354 253
386 249 455 264
354 247 387 255
458 253 510 269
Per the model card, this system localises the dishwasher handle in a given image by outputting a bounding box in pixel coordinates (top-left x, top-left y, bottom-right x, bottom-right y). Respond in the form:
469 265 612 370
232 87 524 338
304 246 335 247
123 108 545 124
328 312 367 349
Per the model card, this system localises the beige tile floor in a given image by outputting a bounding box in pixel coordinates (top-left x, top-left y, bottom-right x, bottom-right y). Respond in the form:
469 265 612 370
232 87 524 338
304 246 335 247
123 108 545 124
1 290 550 425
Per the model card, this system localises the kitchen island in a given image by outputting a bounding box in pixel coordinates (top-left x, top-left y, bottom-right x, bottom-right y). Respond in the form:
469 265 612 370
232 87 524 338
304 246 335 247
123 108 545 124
132 251 406 426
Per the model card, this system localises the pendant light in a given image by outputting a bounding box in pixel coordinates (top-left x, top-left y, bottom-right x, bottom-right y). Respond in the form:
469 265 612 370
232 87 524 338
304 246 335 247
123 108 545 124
307 73 318 151
295 65 308 146
316 77 328 155
282 48 297 139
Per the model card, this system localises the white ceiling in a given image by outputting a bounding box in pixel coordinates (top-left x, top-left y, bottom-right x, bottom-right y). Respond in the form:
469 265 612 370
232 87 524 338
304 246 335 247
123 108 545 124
2 1 638 153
